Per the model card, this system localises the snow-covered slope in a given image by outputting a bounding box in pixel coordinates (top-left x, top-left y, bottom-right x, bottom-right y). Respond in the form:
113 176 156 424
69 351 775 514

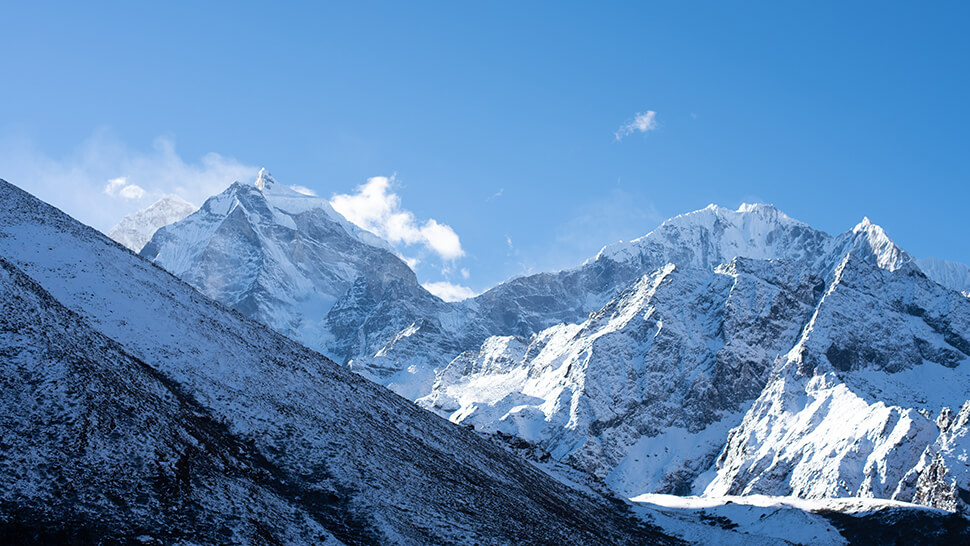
0 178 676 545
631 493 968 545
107 194 196 252
918 257 970 295
0 256 339 544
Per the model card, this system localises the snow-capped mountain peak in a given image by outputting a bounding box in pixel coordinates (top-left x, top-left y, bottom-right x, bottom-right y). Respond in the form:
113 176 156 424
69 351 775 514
846 216 911 272
247 169 393 251
736 202 780 214
107 194 196 252
141 172 439 360
592 202 827 270
253 166 276 190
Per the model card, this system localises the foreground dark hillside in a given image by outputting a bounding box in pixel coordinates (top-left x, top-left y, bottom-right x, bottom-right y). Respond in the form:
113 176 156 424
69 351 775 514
0 178 675 544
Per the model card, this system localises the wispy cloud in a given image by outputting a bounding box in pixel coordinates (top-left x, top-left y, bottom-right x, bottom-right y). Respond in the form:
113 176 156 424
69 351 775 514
422 281 477 302
288 185 317 196
615 110 658 140
330 176 465 261
0 128 258 231
103 177 146 199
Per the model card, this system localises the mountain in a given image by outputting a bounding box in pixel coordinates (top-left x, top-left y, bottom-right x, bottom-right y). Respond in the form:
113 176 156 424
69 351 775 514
0 178 676 544
707 221 970 506
418 214 970 515
142 180 970 518
917 257 970 296
348 203 834 397
108 194 196 252
419 256 825 497
5 178 970 543
0 256 341 544
143 195 838 400
140 170 455 398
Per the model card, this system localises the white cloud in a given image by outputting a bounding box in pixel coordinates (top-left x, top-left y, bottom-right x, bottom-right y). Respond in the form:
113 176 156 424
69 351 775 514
104 176 146 199
330 176 465 261
104 177 127 195
505 234 520 260
461 268 470 279
401 255 421 269
422 281 477 302
118 184 146 199
289 185 317 196
615 110 658 140
0 128 258 231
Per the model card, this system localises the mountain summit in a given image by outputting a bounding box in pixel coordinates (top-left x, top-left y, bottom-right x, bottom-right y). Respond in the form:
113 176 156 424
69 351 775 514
141 170 433 358
254 167 276 190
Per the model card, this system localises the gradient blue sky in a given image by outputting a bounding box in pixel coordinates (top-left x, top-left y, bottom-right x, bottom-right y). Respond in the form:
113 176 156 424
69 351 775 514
2 2 968 295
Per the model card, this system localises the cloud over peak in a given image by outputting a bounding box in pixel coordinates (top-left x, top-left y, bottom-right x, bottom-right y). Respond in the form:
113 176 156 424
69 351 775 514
330 176 465 261
104 177 146 199
422 281 477 302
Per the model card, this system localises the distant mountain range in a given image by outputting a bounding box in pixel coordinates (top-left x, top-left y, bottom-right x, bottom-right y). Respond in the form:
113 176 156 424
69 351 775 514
129 172 970 518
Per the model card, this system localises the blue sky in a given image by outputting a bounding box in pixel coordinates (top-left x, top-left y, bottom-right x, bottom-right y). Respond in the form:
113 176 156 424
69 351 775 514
2 2 968 297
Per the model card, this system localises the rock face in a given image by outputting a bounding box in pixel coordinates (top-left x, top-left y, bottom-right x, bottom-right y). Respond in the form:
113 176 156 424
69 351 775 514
142 182 970 516
108 194 196 252
420 257 825 497
0 178 675 545
429 216 970 512
705 221 970 513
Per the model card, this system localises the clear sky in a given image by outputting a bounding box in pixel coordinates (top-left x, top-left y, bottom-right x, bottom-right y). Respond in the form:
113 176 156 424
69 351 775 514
2 2 968 298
